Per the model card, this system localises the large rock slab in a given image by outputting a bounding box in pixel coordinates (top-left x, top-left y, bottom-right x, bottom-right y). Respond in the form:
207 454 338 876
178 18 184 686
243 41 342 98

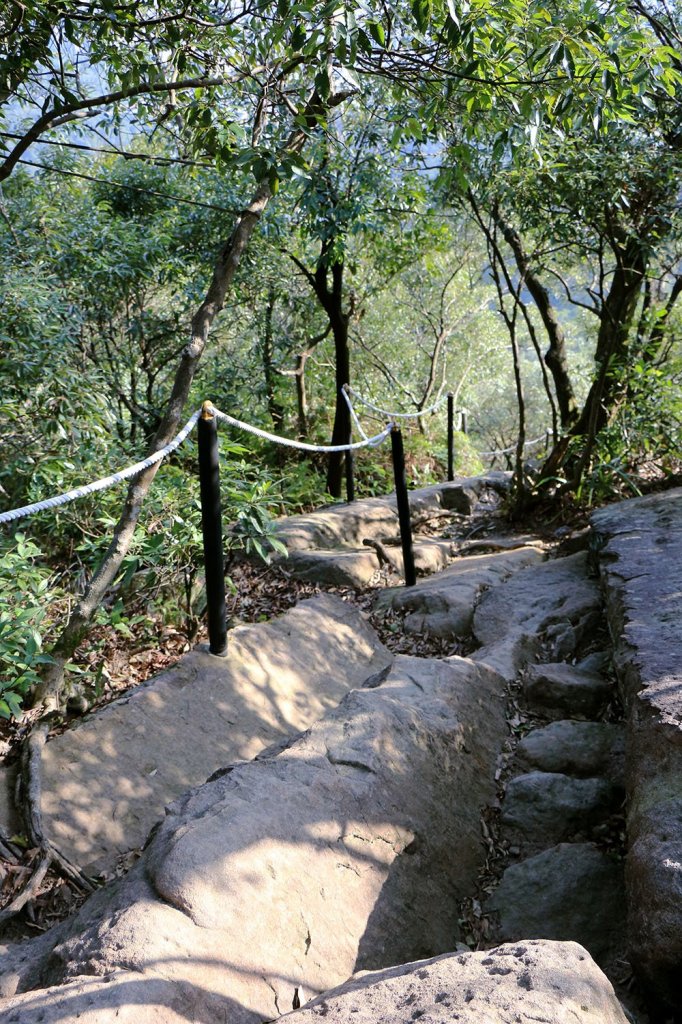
376 548 544 639
523 662 613 720
0 595 392 875
272 477 510 555
501 772 617 850
517 721 625 782
473 552 601 681
0 654 507 1023
286 548 380 587
487 844 626 966
282 940 629 1024
593 490 682 1010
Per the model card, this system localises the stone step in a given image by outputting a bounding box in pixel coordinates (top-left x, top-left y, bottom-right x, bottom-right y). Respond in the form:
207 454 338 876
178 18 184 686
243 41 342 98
523 661 613 720
486 843 626 968
0 594 392 875
517 720 625 784
472 552 602 681
501 771 619 850
0 655 508 1023
375 547 544 640
283 940 629 1024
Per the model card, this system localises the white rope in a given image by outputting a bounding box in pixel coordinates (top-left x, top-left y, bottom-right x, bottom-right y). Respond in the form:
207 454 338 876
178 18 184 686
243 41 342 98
340 386 369 441
345 385 449 421
0 410 201 525
478 434 547 458
210 405 392 452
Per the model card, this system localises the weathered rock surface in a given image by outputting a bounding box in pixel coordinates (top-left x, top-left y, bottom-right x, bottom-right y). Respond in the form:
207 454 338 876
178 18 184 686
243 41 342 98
286 548 380 587
376 548 544 639
382 537 455 577
594 490 682 1010
0 654 507 1024
517 721 625 783
282 940 629 1024
523 662 613 720
472 553 601 680
272 477 510 556
487 844 626 965
501 772 617 850
0 595 392 875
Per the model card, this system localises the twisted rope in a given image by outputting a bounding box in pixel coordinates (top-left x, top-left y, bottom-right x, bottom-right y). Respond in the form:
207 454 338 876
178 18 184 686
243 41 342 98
340 385 369 441
0 411 201 525
345 385 449 421
478 434 547 457
209 404 391 452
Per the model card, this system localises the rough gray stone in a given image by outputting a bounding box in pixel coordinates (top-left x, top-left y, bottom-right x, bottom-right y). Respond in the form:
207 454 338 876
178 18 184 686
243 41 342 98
0 655 507 1024
593 490 682 1010
6 594 392 874
283 940 629 1024
501 772 617 849
273 497 399 553
382 538 456 577
517 721 625 783
487 844 626 965
523 662 613 720
376 548 544 640
286 548 380 586
272 478 511 558
473 553 602 681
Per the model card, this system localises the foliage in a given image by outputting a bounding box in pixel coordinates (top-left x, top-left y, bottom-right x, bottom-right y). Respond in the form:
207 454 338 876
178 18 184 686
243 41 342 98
0 535 60 718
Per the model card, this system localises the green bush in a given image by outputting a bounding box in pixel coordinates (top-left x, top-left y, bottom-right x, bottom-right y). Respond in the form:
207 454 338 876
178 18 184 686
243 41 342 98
0 534 61 718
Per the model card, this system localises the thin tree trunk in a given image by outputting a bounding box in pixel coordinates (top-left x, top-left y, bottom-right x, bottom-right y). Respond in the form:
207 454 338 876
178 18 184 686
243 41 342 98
34 83 351 712
261 285 285 432
491 204 578 429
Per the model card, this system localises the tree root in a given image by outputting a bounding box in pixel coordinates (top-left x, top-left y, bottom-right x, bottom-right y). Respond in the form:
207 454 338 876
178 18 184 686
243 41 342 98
0 719 95 931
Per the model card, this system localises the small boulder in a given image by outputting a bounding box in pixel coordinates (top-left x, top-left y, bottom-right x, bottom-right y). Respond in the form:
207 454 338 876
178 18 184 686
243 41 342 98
517 721 625 784
486 844 626 965
286 548 379 587
283 940 629 1023
501 771 618 849
523 662 613 719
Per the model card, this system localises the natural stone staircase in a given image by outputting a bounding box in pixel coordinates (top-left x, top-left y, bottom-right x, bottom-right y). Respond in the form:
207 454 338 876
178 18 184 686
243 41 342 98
1 481 680 1023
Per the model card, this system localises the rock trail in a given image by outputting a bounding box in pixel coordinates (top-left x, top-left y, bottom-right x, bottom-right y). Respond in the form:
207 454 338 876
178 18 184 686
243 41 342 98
1 479 680 1023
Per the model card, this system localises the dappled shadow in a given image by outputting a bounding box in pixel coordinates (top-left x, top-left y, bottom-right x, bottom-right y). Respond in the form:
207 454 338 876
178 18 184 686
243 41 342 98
30 593 392 876
0 653 507 1022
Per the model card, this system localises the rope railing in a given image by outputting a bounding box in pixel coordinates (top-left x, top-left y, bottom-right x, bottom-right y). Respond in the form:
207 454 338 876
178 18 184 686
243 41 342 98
0 409 202 525
209 403 390 452
478 434 548 458
0 401 392 527
344 384 449 421
1 387 555 656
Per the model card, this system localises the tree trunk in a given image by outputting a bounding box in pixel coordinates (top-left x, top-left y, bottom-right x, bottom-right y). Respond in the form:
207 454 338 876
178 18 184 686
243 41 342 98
34 83 350 711
261 286 285 433
493 206 579 429
315 258 350 497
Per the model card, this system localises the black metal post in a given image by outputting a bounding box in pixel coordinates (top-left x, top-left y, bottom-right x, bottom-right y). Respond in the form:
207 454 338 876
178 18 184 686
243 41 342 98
390 426 416 587
447 392 454 482
345 449 355 503
198 403 227 656
461 410 468 435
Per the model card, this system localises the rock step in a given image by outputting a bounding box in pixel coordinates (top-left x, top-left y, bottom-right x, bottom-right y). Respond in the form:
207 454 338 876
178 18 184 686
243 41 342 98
517 720 625 783
375 547 544 640
486 844 626 968
272 478 508 556
523 661 614 720
472 552 602 682
0 655 508 1023
284 940 629 1024
501 771 619 851
0 594 392 875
